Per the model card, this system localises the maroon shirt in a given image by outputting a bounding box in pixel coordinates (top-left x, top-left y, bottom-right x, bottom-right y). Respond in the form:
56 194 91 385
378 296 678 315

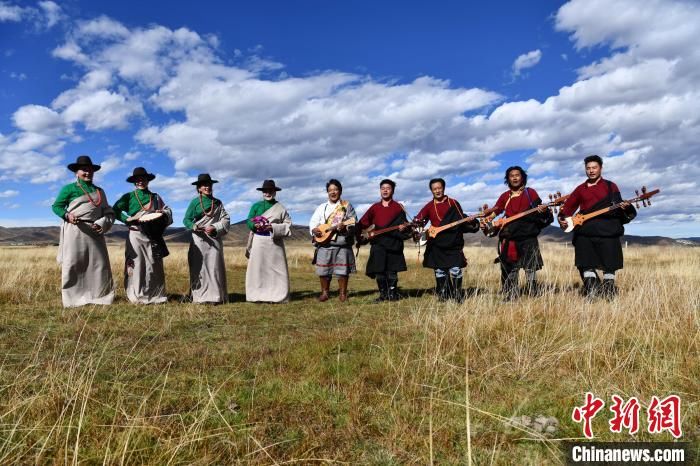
560 179 620 217
493 188 541 217
358 200 405 229
415 196 464 226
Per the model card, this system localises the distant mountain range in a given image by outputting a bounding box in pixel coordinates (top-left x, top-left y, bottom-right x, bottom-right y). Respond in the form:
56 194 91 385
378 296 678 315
1 222 697 247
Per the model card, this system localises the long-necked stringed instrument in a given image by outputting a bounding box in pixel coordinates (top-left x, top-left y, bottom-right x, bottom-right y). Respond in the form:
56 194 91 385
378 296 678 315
313 218 356 245
426 206 498 238
561 186 659 233
360 220 418 241
483 192 569 237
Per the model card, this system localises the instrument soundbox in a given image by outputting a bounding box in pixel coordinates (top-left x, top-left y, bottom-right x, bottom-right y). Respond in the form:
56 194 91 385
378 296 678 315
483 192 569 238
314 218 356 245
561 186 659 233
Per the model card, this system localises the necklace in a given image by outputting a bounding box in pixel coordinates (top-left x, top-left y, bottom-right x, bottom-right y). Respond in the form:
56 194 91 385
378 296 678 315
77 181 102 207
134 190 153 211
432 196 450 222
199 194 215 217
503 187 525 214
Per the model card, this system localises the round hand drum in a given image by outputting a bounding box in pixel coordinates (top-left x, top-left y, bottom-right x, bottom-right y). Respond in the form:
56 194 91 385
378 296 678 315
138 212 169 239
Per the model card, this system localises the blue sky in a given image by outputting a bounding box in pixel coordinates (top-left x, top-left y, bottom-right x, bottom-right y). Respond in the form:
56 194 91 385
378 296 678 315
1 0 698 237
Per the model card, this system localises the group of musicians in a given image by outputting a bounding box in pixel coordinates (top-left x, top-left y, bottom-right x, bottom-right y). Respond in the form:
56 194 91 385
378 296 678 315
52 154 637 308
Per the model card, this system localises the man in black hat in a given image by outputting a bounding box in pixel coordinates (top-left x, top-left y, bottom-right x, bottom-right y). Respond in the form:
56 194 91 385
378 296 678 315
184 174 230 304
51 155 115 307
113 167 173 304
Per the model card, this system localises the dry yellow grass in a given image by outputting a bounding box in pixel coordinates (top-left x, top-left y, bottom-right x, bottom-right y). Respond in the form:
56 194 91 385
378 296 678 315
0 243 698 464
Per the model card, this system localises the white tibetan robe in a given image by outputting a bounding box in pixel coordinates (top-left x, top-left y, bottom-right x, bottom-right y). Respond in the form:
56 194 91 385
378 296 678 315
245 202 292 303
57 191 115 307
124 201 173 304
189 203 230 303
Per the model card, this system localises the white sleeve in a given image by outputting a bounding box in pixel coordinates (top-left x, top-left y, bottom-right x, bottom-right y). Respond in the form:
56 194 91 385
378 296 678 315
213 205 231 236
271 209 292 239
308 203 325 235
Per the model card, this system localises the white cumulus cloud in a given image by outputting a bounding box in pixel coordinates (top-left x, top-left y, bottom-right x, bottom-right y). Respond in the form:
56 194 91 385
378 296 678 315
0 189 19 198
512 49 542 76
38 1 62 28
0 2 27 22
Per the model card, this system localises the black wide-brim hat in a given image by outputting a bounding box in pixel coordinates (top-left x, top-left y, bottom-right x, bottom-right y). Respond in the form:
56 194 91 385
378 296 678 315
126 167 156 183
192 173 219 185
67 155 101 172
256 179 282 191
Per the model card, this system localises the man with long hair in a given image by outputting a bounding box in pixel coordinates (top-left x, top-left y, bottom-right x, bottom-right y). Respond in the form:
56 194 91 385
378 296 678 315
484 166 552 300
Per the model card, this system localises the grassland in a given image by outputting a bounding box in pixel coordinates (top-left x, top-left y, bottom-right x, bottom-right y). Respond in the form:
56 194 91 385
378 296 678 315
0 243 698 464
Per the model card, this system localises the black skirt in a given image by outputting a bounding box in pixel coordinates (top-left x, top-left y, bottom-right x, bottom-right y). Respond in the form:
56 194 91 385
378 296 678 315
573 235 624 271
365 244 408 278
499 236 544 271
423 205 477 270
365 212 409 278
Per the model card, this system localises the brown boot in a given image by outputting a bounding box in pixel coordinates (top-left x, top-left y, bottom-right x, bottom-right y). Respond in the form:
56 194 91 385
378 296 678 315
338 276 349 302
318 277 330 302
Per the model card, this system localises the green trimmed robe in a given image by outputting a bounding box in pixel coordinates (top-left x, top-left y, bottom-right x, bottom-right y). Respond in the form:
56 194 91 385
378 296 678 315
52 179 115 307
184 195 230 303
113 189 173 304
245 199 292 303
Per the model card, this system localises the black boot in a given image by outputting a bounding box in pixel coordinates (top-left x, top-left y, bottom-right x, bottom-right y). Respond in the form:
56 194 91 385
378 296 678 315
451 276 465 303
435 276 448 301
374 278 389 303
601 279 618 299
387 278 401 301
582 277 600 298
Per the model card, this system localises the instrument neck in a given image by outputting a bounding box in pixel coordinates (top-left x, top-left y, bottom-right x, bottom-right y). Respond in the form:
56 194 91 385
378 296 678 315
374 224 402 234
504 205 541 222
581 202 621 220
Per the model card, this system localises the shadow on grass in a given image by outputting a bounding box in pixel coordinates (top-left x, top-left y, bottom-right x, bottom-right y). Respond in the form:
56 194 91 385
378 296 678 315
166 285 579 304
343 286 493 300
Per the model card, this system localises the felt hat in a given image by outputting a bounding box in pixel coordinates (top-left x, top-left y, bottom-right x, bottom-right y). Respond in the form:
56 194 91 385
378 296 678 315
256 179 281 191
67 155 101 172
126 167 156 183
191 173 219 185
